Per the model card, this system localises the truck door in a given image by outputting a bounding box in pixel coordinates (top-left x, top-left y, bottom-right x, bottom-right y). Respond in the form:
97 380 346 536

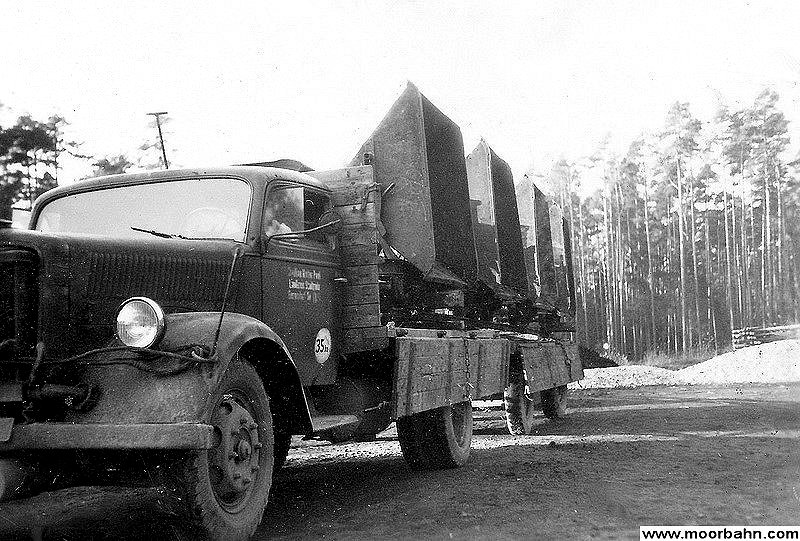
260 182 342 386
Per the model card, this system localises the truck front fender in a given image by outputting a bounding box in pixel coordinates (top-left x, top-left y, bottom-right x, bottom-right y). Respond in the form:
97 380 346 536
67 312 312 435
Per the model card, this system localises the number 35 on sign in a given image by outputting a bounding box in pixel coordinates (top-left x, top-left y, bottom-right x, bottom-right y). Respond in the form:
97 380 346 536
314 328 332 364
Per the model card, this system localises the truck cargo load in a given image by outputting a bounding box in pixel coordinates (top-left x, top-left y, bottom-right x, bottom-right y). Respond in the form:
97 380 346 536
350 82 477 287
515 177 576 327
466 139 529 298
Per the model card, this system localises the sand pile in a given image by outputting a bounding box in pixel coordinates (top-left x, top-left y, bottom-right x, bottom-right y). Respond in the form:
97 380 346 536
569 364 683 389
571 340 800 389
678 339 800 385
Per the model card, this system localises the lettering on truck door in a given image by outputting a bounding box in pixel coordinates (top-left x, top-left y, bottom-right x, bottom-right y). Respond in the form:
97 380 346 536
260 182 342 385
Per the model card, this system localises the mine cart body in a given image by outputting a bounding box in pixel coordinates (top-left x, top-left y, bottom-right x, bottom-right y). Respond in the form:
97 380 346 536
466 139 529 298
0 83 583 540
350 82 477 286
515 177 577 326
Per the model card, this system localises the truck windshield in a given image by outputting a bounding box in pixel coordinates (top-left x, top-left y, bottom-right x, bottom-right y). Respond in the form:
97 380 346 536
35 177 251 241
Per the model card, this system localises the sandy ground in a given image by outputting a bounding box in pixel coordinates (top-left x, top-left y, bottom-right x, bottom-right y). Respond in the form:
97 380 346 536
1 380 799 541
571 340 800 389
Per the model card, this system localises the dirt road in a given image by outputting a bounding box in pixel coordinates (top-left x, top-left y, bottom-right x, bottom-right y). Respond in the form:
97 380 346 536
2 383 799 540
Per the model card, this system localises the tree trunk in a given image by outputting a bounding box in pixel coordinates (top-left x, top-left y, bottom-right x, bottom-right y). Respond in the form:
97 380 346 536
577 198 590 343
762 154 771 325
705 210 719 353
775 163 785 322
643 176 657 352
677 155 689 352
723 188 735 341
615 181 627 355
741 191 750 327
603 191 615 349
689 172 702 346
667 194 677 353
731 181 741 327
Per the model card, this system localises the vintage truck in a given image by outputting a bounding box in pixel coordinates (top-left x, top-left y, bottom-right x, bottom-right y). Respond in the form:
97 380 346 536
0 83 581 540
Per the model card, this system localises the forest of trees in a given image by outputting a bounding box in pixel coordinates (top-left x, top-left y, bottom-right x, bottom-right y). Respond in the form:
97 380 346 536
537 89 800 361
0 104 165 219
0 113 78 217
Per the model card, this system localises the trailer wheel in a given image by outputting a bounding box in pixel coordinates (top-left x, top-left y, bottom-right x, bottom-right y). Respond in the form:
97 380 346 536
396 401 473 470
175 359 273 541
504 382 537 435
540 385 568 419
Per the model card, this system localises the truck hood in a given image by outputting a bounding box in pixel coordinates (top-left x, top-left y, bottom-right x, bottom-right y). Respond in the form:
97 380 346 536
1 228 242 355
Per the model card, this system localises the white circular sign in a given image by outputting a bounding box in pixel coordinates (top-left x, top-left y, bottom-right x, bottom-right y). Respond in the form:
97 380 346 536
314 328 332 364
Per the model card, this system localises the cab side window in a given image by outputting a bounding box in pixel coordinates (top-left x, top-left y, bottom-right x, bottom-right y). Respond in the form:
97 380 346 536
304 190 332 242
263 185 333 244
264 186 303 236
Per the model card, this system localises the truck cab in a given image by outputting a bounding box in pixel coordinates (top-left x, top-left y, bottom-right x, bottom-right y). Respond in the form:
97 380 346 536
0 83 583 541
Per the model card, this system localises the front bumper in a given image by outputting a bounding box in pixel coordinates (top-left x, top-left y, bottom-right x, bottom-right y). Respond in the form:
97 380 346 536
0 421 214 451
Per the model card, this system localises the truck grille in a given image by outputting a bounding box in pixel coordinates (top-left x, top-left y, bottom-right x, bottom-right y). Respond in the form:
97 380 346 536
0 249 38 382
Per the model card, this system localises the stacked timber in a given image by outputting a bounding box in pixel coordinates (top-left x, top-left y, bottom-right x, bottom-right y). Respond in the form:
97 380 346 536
732 324 800 349
307 166 388 353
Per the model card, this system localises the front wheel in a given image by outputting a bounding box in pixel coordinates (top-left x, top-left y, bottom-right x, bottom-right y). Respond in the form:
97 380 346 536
175 359 274 541
540 385 568 419
396 401 473 470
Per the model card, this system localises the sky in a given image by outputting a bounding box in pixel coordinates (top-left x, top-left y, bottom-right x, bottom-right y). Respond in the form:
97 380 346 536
2 1 800 186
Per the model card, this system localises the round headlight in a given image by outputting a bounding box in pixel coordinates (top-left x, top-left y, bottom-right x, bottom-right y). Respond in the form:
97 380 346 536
116 297 165 348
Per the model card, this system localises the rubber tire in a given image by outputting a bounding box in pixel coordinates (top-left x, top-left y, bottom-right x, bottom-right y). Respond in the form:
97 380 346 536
540 385 568 419
504 382 538 435
273 432 291 473
396 401 473 470
175 359 274 541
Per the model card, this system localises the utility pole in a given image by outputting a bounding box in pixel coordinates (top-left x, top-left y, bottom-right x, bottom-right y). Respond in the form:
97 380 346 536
147 112 170 169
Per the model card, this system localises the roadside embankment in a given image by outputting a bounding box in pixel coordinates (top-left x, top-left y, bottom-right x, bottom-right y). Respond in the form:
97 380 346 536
571 339 800 389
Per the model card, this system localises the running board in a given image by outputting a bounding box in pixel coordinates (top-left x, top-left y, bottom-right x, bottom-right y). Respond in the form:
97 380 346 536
310 414 360 435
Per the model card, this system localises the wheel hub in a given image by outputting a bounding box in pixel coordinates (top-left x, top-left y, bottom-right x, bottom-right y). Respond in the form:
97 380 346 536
237 439 252 461
210 396 261 506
